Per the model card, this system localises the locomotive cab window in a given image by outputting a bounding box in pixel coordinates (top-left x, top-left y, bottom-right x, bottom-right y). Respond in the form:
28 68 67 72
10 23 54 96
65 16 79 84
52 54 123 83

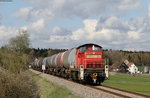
80 46 88 52
92 45 100 51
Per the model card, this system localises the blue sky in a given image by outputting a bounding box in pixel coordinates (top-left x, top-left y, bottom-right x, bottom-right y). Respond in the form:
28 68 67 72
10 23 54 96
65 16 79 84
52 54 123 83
0 0 31 26
0 0 150 51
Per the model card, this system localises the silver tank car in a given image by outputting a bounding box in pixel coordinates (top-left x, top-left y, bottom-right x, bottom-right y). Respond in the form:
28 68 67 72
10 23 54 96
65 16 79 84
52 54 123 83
33 48 77 69
68 48 76 68
62 50 72 68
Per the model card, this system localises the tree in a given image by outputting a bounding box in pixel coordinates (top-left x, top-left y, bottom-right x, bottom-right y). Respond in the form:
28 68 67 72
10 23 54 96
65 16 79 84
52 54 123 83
9 29 30 53
0 29 30 73
0 30 40 98
104 50 125 67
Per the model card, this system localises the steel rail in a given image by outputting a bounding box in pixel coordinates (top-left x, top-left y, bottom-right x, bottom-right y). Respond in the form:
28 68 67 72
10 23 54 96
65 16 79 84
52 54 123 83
85 85 131 98
101 85 150 98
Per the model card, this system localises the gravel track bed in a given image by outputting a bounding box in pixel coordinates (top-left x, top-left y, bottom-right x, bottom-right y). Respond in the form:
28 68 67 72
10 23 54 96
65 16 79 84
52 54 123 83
30 69 122 98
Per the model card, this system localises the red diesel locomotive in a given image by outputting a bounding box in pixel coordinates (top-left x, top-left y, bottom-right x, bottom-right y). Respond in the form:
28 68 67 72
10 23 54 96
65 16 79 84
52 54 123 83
31 43 106 85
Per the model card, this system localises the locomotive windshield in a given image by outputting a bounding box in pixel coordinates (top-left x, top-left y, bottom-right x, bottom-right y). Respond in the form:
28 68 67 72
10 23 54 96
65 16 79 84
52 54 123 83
80 45 101 52
80 46 88 52
92 45 100 51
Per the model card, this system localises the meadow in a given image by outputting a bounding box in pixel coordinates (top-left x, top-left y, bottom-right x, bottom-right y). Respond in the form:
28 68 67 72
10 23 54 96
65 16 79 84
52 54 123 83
102 74 150 95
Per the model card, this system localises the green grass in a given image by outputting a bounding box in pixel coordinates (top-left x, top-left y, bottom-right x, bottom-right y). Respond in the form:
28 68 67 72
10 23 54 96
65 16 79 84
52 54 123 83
102 74 150 95
32 73 82 98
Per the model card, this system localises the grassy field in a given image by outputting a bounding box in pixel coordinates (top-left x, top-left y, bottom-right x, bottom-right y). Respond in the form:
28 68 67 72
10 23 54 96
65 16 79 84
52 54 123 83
32 73 82 98
102 74 150 95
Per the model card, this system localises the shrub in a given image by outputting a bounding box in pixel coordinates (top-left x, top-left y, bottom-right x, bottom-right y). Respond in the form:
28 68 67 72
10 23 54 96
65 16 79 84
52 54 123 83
0 68 40 98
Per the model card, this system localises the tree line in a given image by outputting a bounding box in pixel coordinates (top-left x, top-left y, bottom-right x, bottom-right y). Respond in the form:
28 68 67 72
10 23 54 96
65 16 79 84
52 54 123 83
103 49 150 69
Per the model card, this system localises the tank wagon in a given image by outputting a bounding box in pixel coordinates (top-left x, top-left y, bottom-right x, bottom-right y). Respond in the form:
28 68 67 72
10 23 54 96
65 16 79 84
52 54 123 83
31 43 106 85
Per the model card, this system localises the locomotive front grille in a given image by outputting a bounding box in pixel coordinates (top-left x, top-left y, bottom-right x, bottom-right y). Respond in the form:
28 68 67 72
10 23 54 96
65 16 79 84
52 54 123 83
86 63 102 68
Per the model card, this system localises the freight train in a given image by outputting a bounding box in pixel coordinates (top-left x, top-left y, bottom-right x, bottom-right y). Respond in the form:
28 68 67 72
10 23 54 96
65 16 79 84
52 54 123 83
31 43 107 85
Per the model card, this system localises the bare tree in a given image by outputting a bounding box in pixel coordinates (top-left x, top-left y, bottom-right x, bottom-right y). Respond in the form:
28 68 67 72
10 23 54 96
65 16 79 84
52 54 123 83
9 29 30 53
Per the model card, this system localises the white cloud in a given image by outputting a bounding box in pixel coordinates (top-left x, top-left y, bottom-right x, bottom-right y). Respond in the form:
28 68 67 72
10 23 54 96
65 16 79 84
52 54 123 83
118 0 140 10
127 31 140 40
69 14 150 50
0 22 49 48
3 0 150 51
24 18 49 41
0 25 18 46
48 35 70 43
15 7 54 21
90 29 121 41
97 16 129 32
83 19 98 33
29 19 45 31
71 19 98 41
7 19 50 48
71 19 121 42
23 12 150 50
7 2 150 50
71 18 126 41
17 19 72 48
15 0 141 21
51 26 70 35
71 29 86 41
14 7 32 21
148 5 150 17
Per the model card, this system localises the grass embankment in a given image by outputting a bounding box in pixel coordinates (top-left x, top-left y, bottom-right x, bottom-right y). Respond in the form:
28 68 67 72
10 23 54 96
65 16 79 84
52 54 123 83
32 73 82 98
102 74 150 95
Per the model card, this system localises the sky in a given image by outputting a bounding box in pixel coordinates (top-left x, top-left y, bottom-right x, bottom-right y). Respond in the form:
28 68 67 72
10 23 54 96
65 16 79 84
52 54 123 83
0 0 150 51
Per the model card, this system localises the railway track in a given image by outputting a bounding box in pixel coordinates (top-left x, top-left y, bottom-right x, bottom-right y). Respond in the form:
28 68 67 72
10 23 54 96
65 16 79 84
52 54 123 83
101 85 150 98
96 85 150 98
86 85 131 98
63 79 131 97
80 83 150 98
30 69 150 98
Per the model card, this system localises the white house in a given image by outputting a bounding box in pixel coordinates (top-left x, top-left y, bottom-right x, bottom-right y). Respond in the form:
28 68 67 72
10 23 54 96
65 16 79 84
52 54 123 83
127 63 139 74
123 60 139 74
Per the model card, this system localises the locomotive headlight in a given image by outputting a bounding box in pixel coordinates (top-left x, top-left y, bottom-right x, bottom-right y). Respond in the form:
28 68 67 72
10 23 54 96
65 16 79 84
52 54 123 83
80 65 84 80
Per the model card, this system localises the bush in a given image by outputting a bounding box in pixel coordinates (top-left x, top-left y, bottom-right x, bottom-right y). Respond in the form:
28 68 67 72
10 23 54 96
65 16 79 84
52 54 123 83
0 68 40 98
0 48 29 74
